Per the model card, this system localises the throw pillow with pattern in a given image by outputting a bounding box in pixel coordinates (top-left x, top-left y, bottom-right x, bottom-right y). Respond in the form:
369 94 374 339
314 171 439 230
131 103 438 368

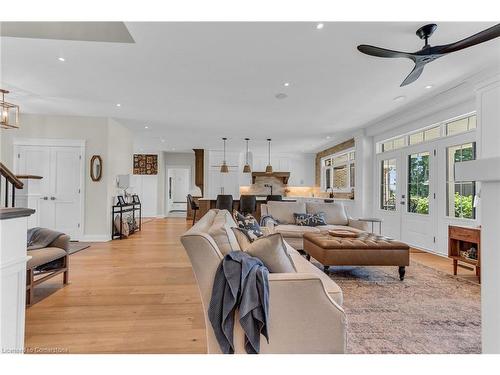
233 211 264 241
294 212 327 227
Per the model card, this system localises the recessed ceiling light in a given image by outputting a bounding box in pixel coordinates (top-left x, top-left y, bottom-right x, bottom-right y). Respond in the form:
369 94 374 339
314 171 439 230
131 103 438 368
57 57 65 62
425 85 433 89
316 23 324 30
283 82 290 87
394 95 406 102
116 103 121 107
144 125 149 129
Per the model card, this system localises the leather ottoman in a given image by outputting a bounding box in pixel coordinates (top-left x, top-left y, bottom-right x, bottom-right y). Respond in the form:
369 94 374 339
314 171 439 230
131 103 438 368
303 232 410 280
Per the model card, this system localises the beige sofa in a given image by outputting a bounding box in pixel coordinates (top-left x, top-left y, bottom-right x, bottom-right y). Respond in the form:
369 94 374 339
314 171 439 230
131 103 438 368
180 209 346 354
261 201 368 250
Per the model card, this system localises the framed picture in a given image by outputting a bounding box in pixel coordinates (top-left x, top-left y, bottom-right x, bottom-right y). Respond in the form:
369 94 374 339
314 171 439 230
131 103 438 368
133 154 158 175
132 194 140 204
117 195 126 206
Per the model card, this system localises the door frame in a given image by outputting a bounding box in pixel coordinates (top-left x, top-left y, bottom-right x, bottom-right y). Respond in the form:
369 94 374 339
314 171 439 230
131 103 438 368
165 164 193 215
13 137 86 240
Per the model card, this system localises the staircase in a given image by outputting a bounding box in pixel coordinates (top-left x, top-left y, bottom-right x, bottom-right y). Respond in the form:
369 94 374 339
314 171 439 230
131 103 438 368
0 162 24 207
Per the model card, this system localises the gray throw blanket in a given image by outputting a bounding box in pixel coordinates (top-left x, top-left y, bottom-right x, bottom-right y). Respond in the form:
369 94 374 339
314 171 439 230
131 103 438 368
208 251 270 354
27 227 64 250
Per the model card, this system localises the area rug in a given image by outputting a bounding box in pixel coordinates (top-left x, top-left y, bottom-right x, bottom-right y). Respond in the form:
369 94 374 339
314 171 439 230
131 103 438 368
68 242 91 255
322 260 481 354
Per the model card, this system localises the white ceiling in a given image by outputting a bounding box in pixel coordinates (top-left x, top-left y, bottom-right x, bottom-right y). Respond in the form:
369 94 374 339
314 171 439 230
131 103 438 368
1 22 499 153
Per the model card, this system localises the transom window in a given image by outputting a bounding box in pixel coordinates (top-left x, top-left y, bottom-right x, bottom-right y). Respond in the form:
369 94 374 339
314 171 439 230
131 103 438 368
377 113 476 153
322 149 355 192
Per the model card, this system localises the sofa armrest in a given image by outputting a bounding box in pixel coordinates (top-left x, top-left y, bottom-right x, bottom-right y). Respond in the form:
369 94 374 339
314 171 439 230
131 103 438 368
348 218 369 232
49 234 71 252
256 273 346 353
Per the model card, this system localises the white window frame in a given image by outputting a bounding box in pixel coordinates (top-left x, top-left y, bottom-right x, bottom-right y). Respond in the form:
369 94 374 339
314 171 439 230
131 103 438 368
376 112 477 154
321 147 355 193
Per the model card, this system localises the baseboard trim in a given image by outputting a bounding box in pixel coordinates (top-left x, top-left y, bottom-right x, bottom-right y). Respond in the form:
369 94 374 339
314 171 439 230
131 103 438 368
78 234 111 242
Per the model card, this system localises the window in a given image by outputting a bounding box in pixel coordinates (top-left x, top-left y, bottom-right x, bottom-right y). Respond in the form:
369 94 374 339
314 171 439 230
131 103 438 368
446 115 477 136
322 148 355 192
446 142 476 219
408 152 430 214
380 159 397 211
377 113 476 153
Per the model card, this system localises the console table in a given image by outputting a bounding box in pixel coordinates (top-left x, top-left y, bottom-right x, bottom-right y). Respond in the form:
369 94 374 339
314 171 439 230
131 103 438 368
448 225 481 283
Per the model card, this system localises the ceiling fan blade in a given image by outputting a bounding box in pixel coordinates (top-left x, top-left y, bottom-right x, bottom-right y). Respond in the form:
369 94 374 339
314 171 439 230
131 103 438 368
400 63 425 87
357 45 416 61
432 23 500 54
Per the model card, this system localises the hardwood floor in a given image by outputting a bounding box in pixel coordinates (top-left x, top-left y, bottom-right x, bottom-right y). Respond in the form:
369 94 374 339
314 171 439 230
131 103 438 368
25 218 479 353
25 218 206 354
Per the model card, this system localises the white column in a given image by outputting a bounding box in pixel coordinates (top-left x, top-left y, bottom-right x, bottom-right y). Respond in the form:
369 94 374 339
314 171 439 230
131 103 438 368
354 132 374 218
476 75 500 353
0 209 34 354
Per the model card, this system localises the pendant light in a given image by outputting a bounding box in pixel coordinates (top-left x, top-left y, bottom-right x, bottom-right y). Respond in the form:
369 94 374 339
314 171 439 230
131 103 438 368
220 137 229 173
243 138 251 173
265 138 273 174
0 89 20 129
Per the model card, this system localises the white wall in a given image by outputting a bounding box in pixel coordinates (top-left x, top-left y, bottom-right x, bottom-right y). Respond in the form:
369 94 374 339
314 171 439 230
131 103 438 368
1 114 110 239
0 114 134 241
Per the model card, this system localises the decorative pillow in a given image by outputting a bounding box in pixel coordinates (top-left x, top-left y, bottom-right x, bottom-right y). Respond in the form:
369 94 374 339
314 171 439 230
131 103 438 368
208 210 240 255
231 230 296 273
294 212 327 227
233 211 264 240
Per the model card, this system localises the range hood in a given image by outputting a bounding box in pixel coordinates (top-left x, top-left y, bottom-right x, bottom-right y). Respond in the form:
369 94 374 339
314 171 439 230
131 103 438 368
251 171 290 184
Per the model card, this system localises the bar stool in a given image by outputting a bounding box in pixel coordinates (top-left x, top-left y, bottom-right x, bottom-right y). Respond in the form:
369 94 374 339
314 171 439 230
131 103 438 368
216 194 234 212
239 195 257 216
187 194 199 226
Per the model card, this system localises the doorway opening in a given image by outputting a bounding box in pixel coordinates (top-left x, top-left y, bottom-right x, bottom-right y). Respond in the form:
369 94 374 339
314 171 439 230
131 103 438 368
166 167 191 217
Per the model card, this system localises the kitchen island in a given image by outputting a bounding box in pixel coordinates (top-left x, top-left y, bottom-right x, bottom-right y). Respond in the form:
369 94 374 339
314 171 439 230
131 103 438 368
190 196 354 222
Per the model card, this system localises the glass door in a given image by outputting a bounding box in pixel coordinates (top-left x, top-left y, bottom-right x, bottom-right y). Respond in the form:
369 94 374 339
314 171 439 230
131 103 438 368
400 145 437 251
376 152 402 240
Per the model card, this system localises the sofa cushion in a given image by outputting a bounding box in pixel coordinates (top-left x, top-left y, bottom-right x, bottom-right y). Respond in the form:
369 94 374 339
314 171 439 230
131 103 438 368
274 224 321 238
294 212 327 227
306 202 348 226
207 209 240 255
290 252 343 306
234 231 297 273
266 201 306 224
27 247 67 269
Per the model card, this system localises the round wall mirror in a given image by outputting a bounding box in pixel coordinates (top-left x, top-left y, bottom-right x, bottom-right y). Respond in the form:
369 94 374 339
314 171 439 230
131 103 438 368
90 155 103 181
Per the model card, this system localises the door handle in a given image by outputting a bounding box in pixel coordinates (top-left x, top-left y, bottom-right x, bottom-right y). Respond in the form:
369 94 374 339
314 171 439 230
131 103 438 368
50 196 56 200
400 201 405 205
41 196 48 200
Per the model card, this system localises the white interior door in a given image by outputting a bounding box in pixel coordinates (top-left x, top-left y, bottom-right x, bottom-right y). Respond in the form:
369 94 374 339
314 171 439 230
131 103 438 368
400 146 437 251
14 143 83 239
51 147 82 237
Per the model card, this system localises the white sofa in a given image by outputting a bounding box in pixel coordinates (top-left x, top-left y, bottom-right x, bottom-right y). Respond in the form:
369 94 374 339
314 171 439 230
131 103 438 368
180 209 346 354
261 201 368 250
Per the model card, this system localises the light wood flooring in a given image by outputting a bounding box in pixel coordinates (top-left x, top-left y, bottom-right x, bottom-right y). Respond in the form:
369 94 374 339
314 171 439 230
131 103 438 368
25 218 479 354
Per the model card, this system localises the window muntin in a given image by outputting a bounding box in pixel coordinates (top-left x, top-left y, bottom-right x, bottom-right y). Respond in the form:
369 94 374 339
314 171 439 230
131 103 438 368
377 113 476 153
408 152 430 215
380 159 397 211
446 142 476 219
321 148 355 192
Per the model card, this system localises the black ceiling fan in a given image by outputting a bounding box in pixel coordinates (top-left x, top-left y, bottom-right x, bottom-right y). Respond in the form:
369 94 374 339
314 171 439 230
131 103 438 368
357 23 500 86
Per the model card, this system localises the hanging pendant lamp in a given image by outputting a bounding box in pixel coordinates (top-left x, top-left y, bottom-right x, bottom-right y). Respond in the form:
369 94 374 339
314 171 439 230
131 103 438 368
243 138 251 173
265 138 273 174
220 137 229 173
0 89 20 129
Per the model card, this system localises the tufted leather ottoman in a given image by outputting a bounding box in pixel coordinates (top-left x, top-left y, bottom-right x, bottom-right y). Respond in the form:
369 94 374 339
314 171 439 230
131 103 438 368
303 232 410 280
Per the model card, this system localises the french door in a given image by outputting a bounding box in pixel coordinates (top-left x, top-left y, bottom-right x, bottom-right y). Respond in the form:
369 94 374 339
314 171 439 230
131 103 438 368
14 143 84 239
376 144 437 251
